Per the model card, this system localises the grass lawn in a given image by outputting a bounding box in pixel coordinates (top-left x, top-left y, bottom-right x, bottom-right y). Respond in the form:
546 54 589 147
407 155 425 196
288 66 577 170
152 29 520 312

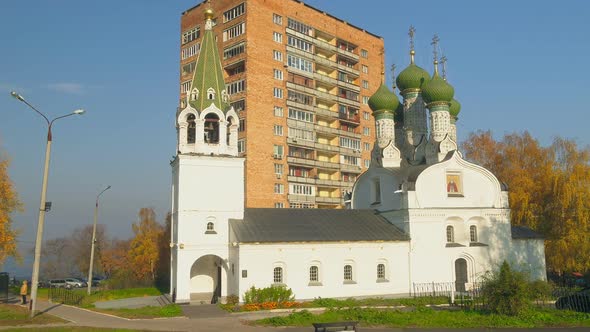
0 303 67 327
90 304 183 319
80 287 163 307
255 307 590 328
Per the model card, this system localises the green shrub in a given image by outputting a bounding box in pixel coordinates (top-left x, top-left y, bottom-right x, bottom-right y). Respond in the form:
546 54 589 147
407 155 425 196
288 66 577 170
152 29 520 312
481 261 532 315
226 294 240 305
243 285 294 304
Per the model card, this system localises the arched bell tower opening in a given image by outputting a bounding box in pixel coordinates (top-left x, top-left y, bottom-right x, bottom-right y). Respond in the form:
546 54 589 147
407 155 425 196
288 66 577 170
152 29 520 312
204 113 220 143
187 114 196 144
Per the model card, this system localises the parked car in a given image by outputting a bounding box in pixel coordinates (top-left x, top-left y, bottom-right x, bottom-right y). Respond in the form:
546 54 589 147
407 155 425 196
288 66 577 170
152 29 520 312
556 288 590 313
48 279 69 289
37 280 50 288
65 278 85 288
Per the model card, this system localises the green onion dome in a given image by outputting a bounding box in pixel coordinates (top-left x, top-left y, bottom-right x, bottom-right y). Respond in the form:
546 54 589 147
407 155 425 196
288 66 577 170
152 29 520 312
368 84 399 113
396 64 431 93
421 72 454 105
394 101 404 123
449 98 461 118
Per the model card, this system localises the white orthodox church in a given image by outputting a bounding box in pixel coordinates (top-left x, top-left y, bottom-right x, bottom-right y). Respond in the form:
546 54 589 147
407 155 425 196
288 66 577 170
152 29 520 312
169 10 546 304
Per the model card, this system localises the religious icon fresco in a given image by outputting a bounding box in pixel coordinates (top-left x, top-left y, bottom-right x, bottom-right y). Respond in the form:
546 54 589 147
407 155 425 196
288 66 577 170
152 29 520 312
446 172 463 197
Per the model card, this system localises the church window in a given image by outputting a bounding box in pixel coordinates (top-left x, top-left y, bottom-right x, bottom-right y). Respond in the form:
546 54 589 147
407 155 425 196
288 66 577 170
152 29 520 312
204 113 220 143
309 266 319 283
187 114 196 144
470 225 478 242
446 226 455 243
273 267 283 284
190 88 199 101
377 264 386 280
371 178 381 204
343 265 353 282
206 222 215 233
207 88 216 100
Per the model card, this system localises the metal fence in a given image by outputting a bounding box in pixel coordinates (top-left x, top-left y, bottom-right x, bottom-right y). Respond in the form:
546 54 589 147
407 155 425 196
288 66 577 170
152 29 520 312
48 286 84 305
412 281 485 309
0 273 8 303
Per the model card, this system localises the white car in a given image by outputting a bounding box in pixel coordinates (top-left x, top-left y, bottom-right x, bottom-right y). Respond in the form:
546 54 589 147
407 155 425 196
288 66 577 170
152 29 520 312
65 278 84 288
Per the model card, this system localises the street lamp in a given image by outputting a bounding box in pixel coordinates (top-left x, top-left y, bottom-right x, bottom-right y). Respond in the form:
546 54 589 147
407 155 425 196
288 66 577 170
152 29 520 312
87 185 111 295
10 91 84 317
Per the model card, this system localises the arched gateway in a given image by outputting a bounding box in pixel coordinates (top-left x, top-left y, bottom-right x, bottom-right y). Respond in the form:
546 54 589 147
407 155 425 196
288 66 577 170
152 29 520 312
190 255 226 303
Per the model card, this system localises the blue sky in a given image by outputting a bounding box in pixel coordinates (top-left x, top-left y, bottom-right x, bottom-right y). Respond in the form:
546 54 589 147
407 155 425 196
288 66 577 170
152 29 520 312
1 0 589 276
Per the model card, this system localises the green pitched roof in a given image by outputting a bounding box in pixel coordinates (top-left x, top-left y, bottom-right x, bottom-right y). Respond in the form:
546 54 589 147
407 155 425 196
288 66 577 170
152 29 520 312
188 15 230 112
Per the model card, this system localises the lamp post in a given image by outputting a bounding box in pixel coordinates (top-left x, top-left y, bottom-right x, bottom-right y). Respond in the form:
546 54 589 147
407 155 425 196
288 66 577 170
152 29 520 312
10 91 84 317
87 185 111 295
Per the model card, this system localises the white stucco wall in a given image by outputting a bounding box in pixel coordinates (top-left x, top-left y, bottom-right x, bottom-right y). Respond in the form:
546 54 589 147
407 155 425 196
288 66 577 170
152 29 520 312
236 242 411 301
351 167 403 211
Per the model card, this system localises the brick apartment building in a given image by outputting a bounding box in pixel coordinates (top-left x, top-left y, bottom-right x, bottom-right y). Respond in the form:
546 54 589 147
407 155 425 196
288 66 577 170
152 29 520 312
179 0 384 208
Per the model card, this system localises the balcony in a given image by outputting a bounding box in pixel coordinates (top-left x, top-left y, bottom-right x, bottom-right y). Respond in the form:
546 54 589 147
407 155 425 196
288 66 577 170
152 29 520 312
287 99 314 112
336 62 359 76
336 47 359 62
316 178 342 187
287 137 315 149
287 156 316 168
314 73 338 87
314 107 337 119
287 175 316 185
315 196 343 204
288 194 316 203
315 159 340 170
340 163 362 173
339 112 360 124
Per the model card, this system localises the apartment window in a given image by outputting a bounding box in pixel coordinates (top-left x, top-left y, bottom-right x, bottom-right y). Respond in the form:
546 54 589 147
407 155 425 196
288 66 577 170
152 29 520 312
363 127 371 136
274 163 283 175
364 159 370 168
364 142 371 151
287 90 313 105
363 111 370 120
273 266 283 283
288 127 314 141
238 139 246 153
273 145 284 158
338 71 354 84
274 183 284 194
273 50 283 61
339 88 359 101
287 54 313 72
344 265 353 282
341 155 359 166
223 42 245 60
446 226 454 243
181 42 200 60
274 202 284 208
182 26 200 45
289 147 314 159
288 72 314 88
223 22 245 42
238 119 245 132
273 13 283 25
341 172 357 182
226 63 245 76
231 99 245 112
274 106 284 117
289 184 314 196
274 124 283 136
361 49 368 58
288 108 314 122
309 266 319 282
274 69 283 80
223 3 245 23
273 31 283 43
181 80 191 93
289 166 310 178
470 225 478 242
362 65 369 74
291 202 315 209
287 35 312 52
362 96 369 105
377 263 386 280
362 80 369 89
181 61 196 76
339 137 361 150
227 80 245 95
287 18 312 36
273 88 283 99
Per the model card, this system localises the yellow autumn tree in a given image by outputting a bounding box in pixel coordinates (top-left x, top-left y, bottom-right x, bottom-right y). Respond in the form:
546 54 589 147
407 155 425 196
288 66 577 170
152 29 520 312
128 208 164 282
462 131 590 273
0 155 21 266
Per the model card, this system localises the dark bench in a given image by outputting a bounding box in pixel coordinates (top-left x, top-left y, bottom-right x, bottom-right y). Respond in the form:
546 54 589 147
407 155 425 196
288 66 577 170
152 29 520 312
312 321 358 332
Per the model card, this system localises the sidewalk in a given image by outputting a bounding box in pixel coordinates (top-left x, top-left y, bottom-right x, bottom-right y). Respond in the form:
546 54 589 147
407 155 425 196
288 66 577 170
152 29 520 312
0 300 309 332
